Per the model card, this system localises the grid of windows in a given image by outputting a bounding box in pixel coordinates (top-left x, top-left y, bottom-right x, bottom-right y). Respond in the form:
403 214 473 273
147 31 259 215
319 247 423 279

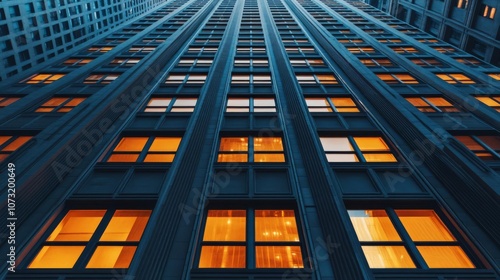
198 209 303 268
405 97 459 112
28 209 151 269
217 137 285 163
320 136 397 162
348 209 475 268
454 135 500 160
143 97 197 112
35 97 86 113
305 97 360 112
436 73 475 84
226 97 276 112
0 136 32 162
21 73 65 84
106 136 182 163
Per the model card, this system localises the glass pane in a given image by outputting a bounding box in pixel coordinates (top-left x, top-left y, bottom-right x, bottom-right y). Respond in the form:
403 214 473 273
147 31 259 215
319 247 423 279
354 137 390 151
100 210 151 241
255 210 299 241
227 98 249 107
199 246 245 268
477 136 500 150
254 98 275 107
363 153 397 162
203 210 246 241
331 97 356 107
0 136 11 146
217 154 248 162
256 246 303 268
326 153 358 162
86 246 137 268
305 98 329 107
29 246 85 268
47 210 105 241
107 154 139 162
362 246 415 268
455 136 484 150
417 246 475 268
173 98 197 107
254 153 285 162
143 154 175 162
405 97 428 107
2 136 32 151
348 210 401 241
395 210 455 241
426 97 452 107
114 137 148 152
320 137 353 151
254 137 283 151
476 97 498 106
65 98 85 106
42 97 67 107
219 138 248 151
147 98 171 107
149 137 181 152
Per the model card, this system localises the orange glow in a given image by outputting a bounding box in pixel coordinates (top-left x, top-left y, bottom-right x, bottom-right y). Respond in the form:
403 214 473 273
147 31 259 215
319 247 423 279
107 154 140 162
417 246 475 268
217 154 248 162
254 137 283 151
0 136 12 146
256 246 303 268
143 154 175 162
47 210 105 241
86 246 137 268
199 246 246 268
29 246 85 268
254 153 285 162
395 210 455 241
203 210 246 241
100 210 151 241
363 153 397 162
354 137 390 151
362 246 415 268
219 137 248 151
255 210 299 241
348 210 401 241
2 136 32 151
149 137 181 152
113 137 148 152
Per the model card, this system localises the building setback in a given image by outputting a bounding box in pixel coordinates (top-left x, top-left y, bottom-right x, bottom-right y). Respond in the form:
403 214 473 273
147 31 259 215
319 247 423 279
0 0 499 279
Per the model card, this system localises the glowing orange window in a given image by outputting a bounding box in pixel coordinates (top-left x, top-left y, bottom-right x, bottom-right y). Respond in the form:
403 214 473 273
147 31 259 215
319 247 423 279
0 97 21 108
405 97 459 112
35 97 86 113
320 136 397 163
377 73 419 84
455 135 500 160
106 136 182 163
29 209 151 269
0 136 32 162
349 209 475 269
305 97 360 113
21 73 65 84
475 96 500 112
217 137 285 163
436 73 475 84
488 73 500 81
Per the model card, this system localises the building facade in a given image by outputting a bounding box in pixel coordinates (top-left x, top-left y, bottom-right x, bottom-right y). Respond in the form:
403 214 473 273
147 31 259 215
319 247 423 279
0 0 166 82
0 0 499 279
364 0 500 66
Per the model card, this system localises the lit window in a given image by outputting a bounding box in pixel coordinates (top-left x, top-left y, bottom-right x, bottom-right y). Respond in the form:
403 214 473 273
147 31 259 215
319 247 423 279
377 39 402 43
475 96 500 112
347 47 375 54
35 97 85 113
320 136 397 162
348 209 475 269
62 58 93 66
457 0 468 8
488 73 500 80
28 209 151 269
481 4 496 19
87 46 113 53
0 136 33 162
231 74 271 85
21 73 65 84
359 58 394 67
109 58 141 66
83 73 120 84
198 209 304 268
433 46 456 53
436 73 475 84
143 97 197 112
226 97 276 112
410 58 443 67
0 97 21 108
405 97 459 112
454 135 500 160
391 47 419 54
106 136 182 163
296 74 338 85
305 97 360 112
217 137 285 163
377 73 419 84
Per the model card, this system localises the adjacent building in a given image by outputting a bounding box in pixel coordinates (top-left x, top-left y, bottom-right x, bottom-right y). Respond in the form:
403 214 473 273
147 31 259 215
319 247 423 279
0 0 499 279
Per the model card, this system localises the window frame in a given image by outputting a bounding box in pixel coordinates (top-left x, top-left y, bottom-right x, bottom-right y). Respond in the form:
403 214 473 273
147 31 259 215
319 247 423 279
225 96 277 113
0 135 33 162
217 136 286 163
104 135 183 163
319 135 398 163
35 96 86 113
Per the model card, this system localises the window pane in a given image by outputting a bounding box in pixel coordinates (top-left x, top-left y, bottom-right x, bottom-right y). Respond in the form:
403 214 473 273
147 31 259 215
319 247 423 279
113 137 148 152
218 154 248 162
455 136 485 150
254 137 283 151
219 138 248 151
2 136 31 151
147 98 171 107
203 210 246 241
417 246 474 268
305 98 329 107
29 246 85 268
395 210 455 241
199 246 246 268
100 210 151 241
254 153 285 162
47 210 105 241
326 153 358 162
42 97 67 106
256 246 303 268
363 153 397 162
354 137 390 151
320 137 353 151
107 154 140 162
143 154 175 162
255 210 299 241
362 246 415 268
149 137 181 152
173 98 197 107
86 246 137 268
477 136 500 150
227 98 249 107
348 210 401 241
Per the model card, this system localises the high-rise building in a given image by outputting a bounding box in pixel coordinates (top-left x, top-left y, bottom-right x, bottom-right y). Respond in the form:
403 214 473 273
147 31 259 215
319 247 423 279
0 0 165 82
364 0 500 66
1 0 499 279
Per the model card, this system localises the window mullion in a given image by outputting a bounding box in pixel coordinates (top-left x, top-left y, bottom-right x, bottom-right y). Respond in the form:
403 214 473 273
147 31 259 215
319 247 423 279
137 136 156 162
247 209 255 269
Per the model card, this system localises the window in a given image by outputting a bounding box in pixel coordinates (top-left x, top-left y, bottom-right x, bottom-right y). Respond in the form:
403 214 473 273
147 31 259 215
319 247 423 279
475 96 500 112
454 135 500 160
436 73 475 84
405 97 459 112
348 209 475 268
109 58 141 66
410 58 443 67
0 136 32 162
359 58 394 67
87 46 113 53
105 136 182 163
28 209 151 269
35 97 85 112
376 73 419 84
62 58 93 66
296 74 338 85
488 73 500 80
234 59 268 67
231 74 272 85
347 47 375 54
0 97 20 108
305 97 360 112
128 46 156 53
456 0 468 9
143 97 197 112
198 209 304 268
226 97 276 112
178 59 213 67
83 73 120 84
289 59 325 67
21 73 65 84
433 46 456 53
320 136 397 162
217 137 285 163
165 74 207 84
481 4 496 19
391 46 419 54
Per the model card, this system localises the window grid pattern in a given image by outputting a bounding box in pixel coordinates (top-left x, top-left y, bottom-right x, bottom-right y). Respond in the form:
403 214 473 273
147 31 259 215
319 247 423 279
35 97 86 113
106 136 182 163
217 136 285 163
320 136 397 162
